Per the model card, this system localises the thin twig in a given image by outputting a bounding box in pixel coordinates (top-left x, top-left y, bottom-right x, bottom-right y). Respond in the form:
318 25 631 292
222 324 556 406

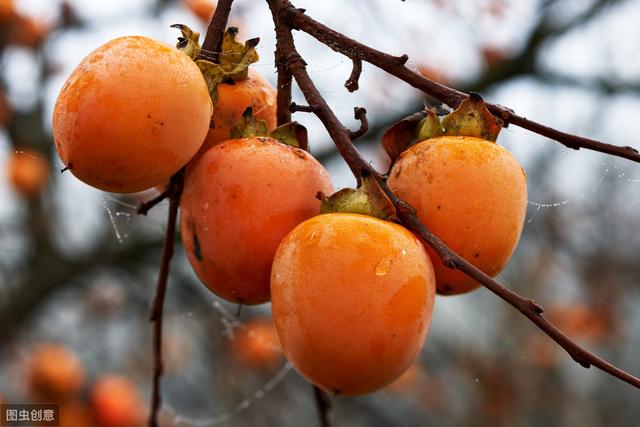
313 385 332 427
138 190 169 216
283 5 640 164
265 0 640 390
345 58 362 92
148 171 184 427
148 3 235 425
348 107 368 141
289 102 315 113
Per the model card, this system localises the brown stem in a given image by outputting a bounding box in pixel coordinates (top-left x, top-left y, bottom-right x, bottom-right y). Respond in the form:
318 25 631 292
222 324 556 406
138 190 169 216
266 0 640 391
199 0 235 62
283 5 640 164
313 385 332 427
148 171 184 427
148 2 235 425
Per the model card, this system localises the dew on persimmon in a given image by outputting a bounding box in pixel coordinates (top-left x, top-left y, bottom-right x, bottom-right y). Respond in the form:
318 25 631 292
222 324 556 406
271 213 436 396
53 36 212 193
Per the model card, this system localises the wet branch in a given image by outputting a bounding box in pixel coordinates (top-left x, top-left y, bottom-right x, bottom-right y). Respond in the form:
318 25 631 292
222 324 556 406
266 0 640 391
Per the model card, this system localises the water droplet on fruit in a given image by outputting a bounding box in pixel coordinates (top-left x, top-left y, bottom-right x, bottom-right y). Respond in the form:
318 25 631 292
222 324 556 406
375 257 392 276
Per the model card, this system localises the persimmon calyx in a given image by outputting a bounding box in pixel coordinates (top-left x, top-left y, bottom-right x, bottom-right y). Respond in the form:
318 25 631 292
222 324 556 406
319 174 397 221
441 92 503 142
382 93 504 162
173 25 260 105
172 24 201 59
231 107 309 150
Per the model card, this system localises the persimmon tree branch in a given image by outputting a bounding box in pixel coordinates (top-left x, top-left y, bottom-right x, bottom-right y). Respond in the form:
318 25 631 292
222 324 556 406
147 3 235 426
281 4 640 164
266 0 640 391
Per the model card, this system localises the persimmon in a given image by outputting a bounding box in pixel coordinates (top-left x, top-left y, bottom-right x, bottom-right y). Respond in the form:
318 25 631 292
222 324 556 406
26 343 85 400
60 400 94 427
6 150 49 197
0 0 15 23
231 317 281 370
271 213 436 395
53 36 212 193
11 16 49 49
180 136 333 304
203 69 276 150
184 0 216 22
91 376 145 427
385 96 527 295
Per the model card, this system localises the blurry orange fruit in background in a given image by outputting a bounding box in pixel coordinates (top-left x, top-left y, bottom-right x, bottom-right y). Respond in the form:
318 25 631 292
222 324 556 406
184 0 216 22
26 343 85 400
91 375 146 427
232 318 281 371
6 150 49 197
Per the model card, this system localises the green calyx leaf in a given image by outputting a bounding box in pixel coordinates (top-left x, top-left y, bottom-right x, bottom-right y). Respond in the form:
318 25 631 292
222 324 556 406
441 92 503 142
319 174 397 221
230 107 309 150
416 108 444 141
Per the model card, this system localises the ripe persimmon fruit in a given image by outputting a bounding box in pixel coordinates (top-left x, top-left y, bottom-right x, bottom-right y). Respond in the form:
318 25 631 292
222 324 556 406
231 317 281 370
91 375 146 427
6 150 49 197
180 136 333 304
53 36 212 193
26 343 85 400
388 135 527 295
271 213 436 395
203 69 276 150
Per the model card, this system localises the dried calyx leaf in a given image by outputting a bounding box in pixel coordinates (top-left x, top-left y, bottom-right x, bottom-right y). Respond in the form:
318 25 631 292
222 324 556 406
172 25 260 105
270 122 309 151
382 93 503 162
219 28 260 80
230 107 269 139
381 110 428 162
319 174 397 221
171 24 201 59
230 107 309 150
441 92 503 142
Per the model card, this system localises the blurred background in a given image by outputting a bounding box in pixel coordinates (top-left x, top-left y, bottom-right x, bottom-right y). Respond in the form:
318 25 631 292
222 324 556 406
1 0 639 426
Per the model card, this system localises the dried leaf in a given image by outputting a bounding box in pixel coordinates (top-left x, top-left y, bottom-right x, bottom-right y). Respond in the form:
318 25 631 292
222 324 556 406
381 111 428 162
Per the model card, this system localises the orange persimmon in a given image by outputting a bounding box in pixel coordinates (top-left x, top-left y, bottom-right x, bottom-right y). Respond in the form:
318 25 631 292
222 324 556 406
26 343 85 400
6 149 49 197
388 136 527 295
231 317 281 370
271 213 436 395
91 376 145 427
53 36 212 193
180 137 333 305
203 69 276 150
